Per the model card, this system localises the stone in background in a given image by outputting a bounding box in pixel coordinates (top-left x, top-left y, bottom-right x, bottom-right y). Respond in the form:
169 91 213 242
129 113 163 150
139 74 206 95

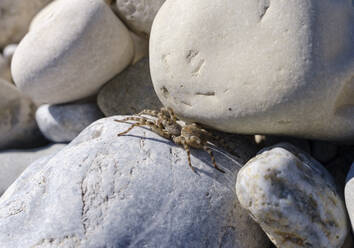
115 0 166 36
0 143 66 196
12 0 134 105
0 79 46 150
35 103 104 143
97 58 162 116
0 54 11 82
0 0 53 48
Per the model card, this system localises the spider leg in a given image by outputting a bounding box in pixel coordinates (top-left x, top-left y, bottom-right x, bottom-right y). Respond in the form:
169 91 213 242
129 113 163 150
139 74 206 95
114 116 145 123
115 117 147 135
173 136 196 173
166 107 178 122
117 122 145 136
138 109 159 117
115 117 170 138
203 145 225 173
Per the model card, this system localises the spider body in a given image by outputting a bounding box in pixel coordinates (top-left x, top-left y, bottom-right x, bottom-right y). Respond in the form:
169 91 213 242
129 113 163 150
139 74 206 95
114 107 225 173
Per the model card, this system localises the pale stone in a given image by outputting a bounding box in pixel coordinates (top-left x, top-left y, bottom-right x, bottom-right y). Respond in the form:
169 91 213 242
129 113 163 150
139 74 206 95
97 58 162 116
0 144 66 196
0 0 52 48
0 79 45 149
116 0 166 35
35 103 104 143
236 143 349 248
3 44 17 61
150 0 354 141
12 0 134 104
0 116 269 247
345 162 354 232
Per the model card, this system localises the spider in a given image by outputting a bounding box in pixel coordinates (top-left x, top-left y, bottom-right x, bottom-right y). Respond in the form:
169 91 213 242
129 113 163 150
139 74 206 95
114 107 225 173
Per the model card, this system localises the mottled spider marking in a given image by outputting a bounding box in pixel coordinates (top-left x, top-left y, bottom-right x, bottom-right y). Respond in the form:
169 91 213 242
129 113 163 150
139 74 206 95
114 107 225 173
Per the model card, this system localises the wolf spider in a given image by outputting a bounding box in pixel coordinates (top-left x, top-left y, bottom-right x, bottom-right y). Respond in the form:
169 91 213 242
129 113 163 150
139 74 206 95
114 107 225 173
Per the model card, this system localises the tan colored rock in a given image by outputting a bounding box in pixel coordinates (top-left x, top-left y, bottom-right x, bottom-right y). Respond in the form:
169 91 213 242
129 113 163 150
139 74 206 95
12 0 134 104
0 0 52 48
0 79 44 149
150 0 354 141
0 55 11 82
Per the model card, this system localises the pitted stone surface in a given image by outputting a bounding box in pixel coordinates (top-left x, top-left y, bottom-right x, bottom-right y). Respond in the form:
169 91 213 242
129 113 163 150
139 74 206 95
0 116 269 248
236 143 349 248
150 0 354 140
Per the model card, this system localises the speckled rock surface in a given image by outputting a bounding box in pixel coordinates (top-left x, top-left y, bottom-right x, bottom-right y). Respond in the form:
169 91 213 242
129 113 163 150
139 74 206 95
0 144 66 196
116 0 166 35
0 79 45 150
345 162 354 232
0 0 52 48
35 103 104 142
150 0 354 141
12 0 134 104
97 58 162 116
236 143 348 248
0 116 269 248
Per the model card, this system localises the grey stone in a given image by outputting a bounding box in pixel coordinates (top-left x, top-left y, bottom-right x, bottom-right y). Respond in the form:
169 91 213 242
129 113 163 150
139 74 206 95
0 79 45 150
0 116 269 248
0 144 66 196
97 58 163 116
236 143 349 248
35 103 104 143
116 0 166 35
